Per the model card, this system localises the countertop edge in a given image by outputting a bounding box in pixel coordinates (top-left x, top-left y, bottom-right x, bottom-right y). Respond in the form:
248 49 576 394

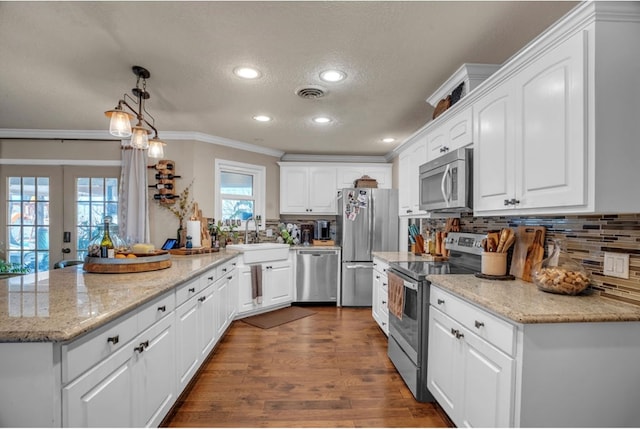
427 274 640 324
0 252 238 343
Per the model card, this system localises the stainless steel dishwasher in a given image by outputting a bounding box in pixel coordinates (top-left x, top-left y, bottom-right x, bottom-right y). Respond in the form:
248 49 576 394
295 249 339 303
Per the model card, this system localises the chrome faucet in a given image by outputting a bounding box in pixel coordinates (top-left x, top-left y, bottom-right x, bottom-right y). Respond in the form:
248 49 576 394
244 217 260 243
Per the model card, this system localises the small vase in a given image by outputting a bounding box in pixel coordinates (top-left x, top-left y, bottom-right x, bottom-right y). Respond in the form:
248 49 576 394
531 239 591 295
177 225 186 248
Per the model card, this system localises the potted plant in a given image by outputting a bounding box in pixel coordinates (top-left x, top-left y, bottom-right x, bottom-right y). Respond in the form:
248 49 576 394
0 259 29 279
157 180 195 247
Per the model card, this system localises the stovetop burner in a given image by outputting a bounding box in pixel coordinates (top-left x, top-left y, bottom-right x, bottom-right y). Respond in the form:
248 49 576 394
389 232 486 281
390 260 475 281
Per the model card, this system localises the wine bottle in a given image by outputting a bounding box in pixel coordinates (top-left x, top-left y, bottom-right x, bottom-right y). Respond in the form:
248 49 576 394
155 173 182 180
100 216 115 258
153 194 179 200
148 183 174 190
147 161 174 170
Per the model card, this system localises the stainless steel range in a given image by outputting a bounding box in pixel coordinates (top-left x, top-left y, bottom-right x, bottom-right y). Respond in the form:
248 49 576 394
386 232 484 402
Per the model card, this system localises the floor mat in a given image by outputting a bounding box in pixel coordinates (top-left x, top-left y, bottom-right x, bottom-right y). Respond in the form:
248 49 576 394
240 306 316 329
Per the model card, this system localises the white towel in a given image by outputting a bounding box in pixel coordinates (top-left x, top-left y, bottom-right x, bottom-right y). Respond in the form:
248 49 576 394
251 264 263 305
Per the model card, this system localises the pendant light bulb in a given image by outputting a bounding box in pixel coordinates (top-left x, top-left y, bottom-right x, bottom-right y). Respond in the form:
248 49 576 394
148 138 165 158
106 109 133 138
131 126 150 149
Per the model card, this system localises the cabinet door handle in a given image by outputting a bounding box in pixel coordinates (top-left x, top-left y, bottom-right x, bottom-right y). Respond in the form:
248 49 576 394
227 276 233 280
406 209 413 214
474 320 485 329
222 268 227 272
134 340 149 353
437 299 445 305
157 305 166 312
188 287 195 293
383 283 387 286
382 300 387 305
198 296 206 302
376 275 380 279
107 335 119 345
208 276 215 281
450 328 464 339
266 266 272 270
504 198 521 206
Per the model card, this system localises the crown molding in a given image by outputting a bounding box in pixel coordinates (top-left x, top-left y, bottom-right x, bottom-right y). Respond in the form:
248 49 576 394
280 153 389 163
0 129 284 158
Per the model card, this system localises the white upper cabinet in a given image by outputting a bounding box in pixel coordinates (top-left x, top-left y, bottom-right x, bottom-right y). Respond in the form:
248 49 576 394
398 133 428 216
473 2 640 215
279 164 337 214
279 162 392 215
336 164 392 189
475 31 586 215
426 107 473 162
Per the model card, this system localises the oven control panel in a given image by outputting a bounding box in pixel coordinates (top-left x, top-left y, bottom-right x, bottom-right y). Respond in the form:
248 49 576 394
445 232 485 255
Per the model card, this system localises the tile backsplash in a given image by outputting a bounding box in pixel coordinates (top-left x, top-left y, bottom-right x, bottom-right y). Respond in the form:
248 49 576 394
420 214 640 307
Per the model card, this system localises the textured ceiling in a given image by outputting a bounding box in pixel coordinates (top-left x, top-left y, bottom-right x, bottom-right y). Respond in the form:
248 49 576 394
0 1 577 157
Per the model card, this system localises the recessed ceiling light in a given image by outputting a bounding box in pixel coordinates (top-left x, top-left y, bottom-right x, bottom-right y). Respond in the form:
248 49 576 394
234 67 261 79
313 116 332 124
382 137 396 143
319 70 346 83
253 115 272 122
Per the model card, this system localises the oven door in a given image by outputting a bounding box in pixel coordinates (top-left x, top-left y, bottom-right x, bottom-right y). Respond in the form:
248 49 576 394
388 270 421 364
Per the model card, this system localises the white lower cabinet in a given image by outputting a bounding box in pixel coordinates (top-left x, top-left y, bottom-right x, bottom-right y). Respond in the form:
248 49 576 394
371 257 389 335
59 256 239 428
428 284 640 427
63 295 176 428
237 257 293 316
428 306 514 427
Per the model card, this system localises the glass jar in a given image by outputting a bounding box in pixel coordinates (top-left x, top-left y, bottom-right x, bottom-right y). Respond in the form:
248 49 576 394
87 222 128 257
531 239 591 295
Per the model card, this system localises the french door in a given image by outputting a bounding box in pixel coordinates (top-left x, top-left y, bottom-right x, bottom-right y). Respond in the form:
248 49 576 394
1 165 120 272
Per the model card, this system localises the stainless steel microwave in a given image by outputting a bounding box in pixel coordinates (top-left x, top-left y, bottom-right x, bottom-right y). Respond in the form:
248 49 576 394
419 147 473 212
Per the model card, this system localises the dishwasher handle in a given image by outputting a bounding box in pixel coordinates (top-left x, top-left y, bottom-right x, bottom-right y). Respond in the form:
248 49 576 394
297 250 338 256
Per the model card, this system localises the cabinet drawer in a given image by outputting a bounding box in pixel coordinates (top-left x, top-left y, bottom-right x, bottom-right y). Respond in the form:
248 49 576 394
138 292 175 333
176 277 202 306
430 286 515 356
373 259 389 275
217 259 236 280
62 312 138 383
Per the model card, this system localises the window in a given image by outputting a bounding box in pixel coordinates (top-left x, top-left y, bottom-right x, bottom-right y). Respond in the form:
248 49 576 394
75 177 119 259
6 176 50 273
215 160 265 229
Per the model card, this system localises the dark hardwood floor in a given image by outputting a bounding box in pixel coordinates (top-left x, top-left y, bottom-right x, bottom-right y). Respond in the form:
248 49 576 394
162 306 453 428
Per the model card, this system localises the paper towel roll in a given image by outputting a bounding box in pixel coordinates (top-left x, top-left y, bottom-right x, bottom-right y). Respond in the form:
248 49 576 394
186 220 201 248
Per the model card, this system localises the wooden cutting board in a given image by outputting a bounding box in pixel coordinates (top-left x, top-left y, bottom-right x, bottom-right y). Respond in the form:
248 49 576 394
509 226 546 281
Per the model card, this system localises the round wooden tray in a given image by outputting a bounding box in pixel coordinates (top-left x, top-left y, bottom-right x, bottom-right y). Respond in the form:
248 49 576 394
84 251 171 274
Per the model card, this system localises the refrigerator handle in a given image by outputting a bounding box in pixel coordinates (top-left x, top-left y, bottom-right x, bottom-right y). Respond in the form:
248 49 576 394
368 193 373 255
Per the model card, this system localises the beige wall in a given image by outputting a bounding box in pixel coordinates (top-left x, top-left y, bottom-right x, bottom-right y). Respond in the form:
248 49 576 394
1 138 281 248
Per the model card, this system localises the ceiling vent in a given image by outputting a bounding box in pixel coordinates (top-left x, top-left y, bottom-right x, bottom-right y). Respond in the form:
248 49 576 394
296 85 327 99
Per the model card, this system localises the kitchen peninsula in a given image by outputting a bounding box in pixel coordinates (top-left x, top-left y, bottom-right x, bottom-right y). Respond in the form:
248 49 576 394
0 250 239 427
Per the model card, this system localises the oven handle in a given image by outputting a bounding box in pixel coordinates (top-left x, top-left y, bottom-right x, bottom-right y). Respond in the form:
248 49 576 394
389 269 419 291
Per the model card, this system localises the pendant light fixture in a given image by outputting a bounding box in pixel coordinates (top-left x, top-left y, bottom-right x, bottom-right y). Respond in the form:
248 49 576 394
104 65 165 158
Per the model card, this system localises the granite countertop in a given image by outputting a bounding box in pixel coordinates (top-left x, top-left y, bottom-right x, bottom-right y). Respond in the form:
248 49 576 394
428 274 640 324
372 251 442 263
0 250 238 343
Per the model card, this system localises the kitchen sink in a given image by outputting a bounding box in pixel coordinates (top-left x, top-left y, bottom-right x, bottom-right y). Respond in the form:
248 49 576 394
226 243 290 264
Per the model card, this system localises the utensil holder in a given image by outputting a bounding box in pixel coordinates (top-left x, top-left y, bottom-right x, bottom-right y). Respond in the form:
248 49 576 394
481 252 507 276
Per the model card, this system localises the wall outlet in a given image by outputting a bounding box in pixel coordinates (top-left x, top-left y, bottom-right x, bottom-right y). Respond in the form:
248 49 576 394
603 252 630 279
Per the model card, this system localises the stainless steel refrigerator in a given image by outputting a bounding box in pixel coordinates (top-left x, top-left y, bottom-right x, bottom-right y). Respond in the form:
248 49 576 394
336 188 399 306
